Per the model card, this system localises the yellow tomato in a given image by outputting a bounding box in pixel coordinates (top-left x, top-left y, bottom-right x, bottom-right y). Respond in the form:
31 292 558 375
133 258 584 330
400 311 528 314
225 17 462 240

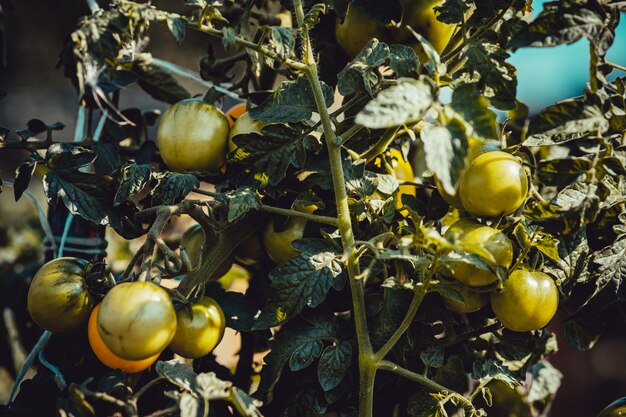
169 297 226 359
228 112 264 153
335 4 389 58
263 205 316 264
442 286 488 313
374 148 417 214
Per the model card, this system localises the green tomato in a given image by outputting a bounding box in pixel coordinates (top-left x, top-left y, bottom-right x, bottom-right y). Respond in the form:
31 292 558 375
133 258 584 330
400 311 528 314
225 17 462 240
398 0 455 54
98 281 177 360
228 112 264 153
597 398 626 417
157 99 229 173
27 257 94 333
263 217 307 265
169 297 226 359
458 151 528 218
335 4 389 58
442 286 489 313
490 270 559 332
444 219 513 287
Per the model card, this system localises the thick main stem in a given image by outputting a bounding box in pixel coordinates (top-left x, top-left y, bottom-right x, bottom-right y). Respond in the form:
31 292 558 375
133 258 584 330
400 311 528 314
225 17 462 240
291 0 374 415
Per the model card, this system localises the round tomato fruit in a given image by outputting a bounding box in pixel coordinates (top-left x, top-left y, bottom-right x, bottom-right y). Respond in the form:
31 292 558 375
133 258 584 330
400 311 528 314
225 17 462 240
264 205 316 264
458 151 528 218
97 281 177 360
27 257 94 333
490 269 558 332
157 99 229 173
444 219 513 287
235 234 264 266
442 286 488 313
225 102 247 127
88 304 159 373
335 4 388 58
169 297 226 359
597 398 626 417
228 111 265 154
374 148 417 214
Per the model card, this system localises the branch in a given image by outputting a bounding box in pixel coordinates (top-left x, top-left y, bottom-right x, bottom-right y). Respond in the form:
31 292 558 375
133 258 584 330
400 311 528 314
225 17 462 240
378 360 449 392
259 204 338 226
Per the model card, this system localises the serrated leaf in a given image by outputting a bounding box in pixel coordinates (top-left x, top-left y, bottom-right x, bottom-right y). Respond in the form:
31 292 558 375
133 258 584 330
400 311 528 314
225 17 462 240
195 372 232 400
167 16 186 43
46 143 97 171
254 239 346 329
434 0 471 24
156 360 198 392
337 39 391 96
451 84 498 139
114 163 151 206
249 76 333 124
13 155 37 201
388 44 419 78
289 340 324 371
133 60 191 104
420 345 444 368
538 156 593 186
226 187 261 222
563 313 604 350
317 341 352 391
525 100 609 146
150 171 199 205
527 361 562 403
420 121 467 195
355 78 435 128
472 359 520 387
93 141 120 174
266 27 295 62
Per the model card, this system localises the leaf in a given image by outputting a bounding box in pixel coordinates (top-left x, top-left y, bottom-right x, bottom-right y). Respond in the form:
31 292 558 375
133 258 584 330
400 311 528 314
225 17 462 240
525 100 609 146
204 284 258 332
472 359 520 387
451 84 498 139
133 60 191 104
538 156 593 186
167 16 186 44
26 119 47 135
455 40 517 110
256 309 341 403
13 155 37 201
388 44 420 78
249 76 333 124
195 372 232 400
420 121 467 195
434 0 471 24
563 313 605 351
266 27 295 63
337 39 391 97
355 78 435 129
156 360 198 392
93 141 120 174
150 172 199 205
527 361 563 403
114 163 151 206
289 340 324 371
420 345 444 368
509 2 619 56
254 239 346 328
317 341 352 391
46 143 97 171
226 187 261 222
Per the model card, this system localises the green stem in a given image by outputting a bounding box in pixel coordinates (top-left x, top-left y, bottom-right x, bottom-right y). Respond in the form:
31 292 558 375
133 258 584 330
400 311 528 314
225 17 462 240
378 360 448 392
259 204 338 226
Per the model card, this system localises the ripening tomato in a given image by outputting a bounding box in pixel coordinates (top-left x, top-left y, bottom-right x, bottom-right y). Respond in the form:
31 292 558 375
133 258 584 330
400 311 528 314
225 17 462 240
442 286 488 313
27 257 94 333
443 219 513 287
97 281 177 360
400 0 455 54
458 151 528 218
228 112 265 154
157 99 229 173
88 304 159 373
597 398 626 417
490 270 559 332
225 102 247 127
169 297 226 359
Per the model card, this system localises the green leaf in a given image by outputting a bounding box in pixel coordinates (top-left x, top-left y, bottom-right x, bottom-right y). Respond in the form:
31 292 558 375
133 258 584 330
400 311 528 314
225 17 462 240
256 310 340 403
156 360 198 392
472 359 520 386
420 121 467 195
265 27 295 63
289 340 324 372
420 345 444 368
167 16 186 44
133 60 191 104
225 188 261 222
337 39 391 96
150 172 199 205
113 163 151 206
434 0 471 24
432 355 470 393
13 155 37 202
527 361 563 403
388 44 420 78
451 84 498 139
355 78 435 129
563 313 605 350
455 41 517 110
249 76 333 124
46 143 97 171
538 156 593 186
525 100 610 146
254 239 346 328
317 341 352 391
93 142 120 175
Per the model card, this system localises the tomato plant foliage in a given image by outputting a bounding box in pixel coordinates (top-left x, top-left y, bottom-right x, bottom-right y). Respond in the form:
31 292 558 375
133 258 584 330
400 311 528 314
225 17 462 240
2 0 626 416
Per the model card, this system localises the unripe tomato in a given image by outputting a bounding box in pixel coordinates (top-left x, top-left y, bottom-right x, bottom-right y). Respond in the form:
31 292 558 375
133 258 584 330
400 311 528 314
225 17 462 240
27 257 94 333
88 304 158 373
264 205 316 264
374 148 417 214
98 281 177 360
335 4 389 58
235 234 264 266
490 270 558 332
444 219 513 287
228 112 265 153
597 398 626 417
458 151 528 218
169 297 226 359
225 102 247 127
181 224 234 277
157 99 229 173
442 286 488 313
403 0 455 54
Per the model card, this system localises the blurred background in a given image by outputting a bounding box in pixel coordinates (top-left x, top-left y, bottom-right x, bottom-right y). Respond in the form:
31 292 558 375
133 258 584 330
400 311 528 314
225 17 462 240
1 0 626 415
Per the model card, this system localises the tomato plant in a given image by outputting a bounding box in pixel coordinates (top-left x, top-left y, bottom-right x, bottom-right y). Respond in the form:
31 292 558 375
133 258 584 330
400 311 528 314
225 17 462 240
27 257 94 333
168 297 226 359
2 0 626 416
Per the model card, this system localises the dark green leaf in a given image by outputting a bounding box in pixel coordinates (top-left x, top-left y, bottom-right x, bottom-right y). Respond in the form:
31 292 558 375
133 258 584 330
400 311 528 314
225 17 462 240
167 16 186 43
355 78 435 128
133 61 192 104
93 142 120 174
114 163 151 206
289 340 324 371
317 341 352 391
538 156 593 186
388 44 419 78
266 27 295 62
13 155 37 201
150 172 199 205
156 360 198 392
451 84 498 139
563 313 605 350
472 359 520 386
337 39 391 96
45 143 97 171
420 120 467 195
434 0 471 24
226 187 261 222
420 345 444 368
